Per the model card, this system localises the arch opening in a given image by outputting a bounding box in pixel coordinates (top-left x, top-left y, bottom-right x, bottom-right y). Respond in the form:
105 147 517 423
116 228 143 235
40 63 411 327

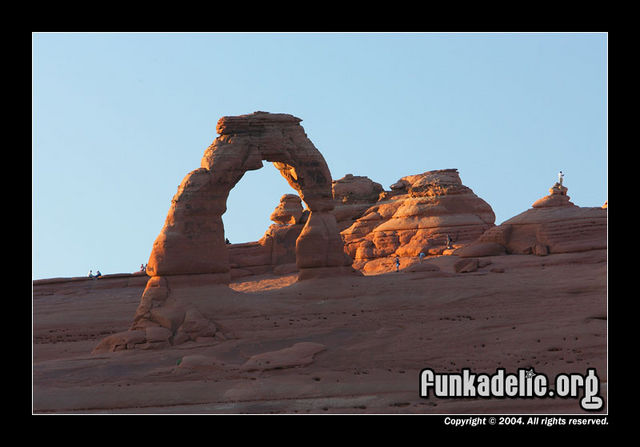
222 162 303 245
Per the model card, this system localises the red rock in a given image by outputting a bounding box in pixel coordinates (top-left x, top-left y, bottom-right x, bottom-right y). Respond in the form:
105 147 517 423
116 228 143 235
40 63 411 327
147 112 350 279
241 342 326 371
454 242 507 258
228 242 272 268
92 329 146 353
36 247 607 413
296 212 352 269
466 183 607 256
112 112 358 351
175 307 217 342
177 355 217 370
342 169 495 273
454 258 479 273
404 261 440 273
532 183 574 208
332 174 383 204
270 194 304 225
273 263 298 275
145 326 172 343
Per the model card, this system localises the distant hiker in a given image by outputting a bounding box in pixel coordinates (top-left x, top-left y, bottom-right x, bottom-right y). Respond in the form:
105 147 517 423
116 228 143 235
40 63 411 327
225 238 231 245
140 264 146 272
446 234 453 249
419 252 425 263
558 171 564 186
395 256 400 272
88 270 94 278
95 270 102 279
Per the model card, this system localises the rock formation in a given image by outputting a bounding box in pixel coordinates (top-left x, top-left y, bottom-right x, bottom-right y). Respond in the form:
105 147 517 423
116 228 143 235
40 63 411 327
332 174 385 232
270 194 306 225
94 112 355 353
224 169 497 277
92 111 606 355
341 169 496 273
456 182 607 257
146 112 352 280
227 194 309 278
531 182 573 208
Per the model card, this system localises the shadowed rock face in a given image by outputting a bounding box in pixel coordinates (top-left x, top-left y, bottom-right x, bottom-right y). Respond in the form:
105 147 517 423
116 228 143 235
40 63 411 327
146 112 351 279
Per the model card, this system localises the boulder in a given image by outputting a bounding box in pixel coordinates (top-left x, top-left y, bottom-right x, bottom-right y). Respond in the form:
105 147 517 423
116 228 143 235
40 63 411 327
332 174 383 204
270 194 304 225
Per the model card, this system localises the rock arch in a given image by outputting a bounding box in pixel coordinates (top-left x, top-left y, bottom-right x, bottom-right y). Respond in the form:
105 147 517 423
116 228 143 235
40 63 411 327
146 111 352 281
93 112 354 353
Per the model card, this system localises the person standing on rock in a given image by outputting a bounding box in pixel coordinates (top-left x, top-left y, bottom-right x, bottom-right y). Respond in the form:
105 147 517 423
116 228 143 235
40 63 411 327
87 270 93 278
419 252 425 263
558 171 564 186
446 234 453 250
395 256 400 272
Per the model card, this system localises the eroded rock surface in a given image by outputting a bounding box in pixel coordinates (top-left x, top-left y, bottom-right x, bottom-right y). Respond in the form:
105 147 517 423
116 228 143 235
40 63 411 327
341 169 495 274
457 182 607 257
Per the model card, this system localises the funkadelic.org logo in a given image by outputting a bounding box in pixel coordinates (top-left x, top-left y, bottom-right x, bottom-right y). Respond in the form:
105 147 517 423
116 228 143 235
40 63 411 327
419 367 604 411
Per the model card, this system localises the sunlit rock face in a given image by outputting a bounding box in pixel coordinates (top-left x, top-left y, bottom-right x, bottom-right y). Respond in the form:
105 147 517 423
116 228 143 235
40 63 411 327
228 169 496 276
341 169 496 272
456 182 607 257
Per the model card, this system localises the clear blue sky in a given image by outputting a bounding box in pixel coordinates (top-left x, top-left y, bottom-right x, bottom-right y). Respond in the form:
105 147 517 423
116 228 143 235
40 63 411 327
32 32 607 280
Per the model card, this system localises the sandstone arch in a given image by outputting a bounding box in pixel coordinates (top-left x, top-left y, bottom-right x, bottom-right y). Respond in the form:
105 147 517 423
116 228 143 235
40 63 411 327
146 111 352 281
93 112 354 353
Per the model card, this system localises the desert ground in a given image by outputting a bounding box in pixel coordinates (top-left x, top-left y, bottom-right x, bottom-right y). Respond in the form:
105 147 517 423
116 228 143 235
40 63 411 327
33 249 607 414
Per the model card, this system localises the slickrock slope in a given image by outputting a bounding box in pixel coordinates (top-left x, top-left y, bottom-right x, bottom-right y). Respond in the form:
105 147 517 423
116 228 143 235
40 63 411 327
342 169 496 274
456 182 607 257
33 249 607 414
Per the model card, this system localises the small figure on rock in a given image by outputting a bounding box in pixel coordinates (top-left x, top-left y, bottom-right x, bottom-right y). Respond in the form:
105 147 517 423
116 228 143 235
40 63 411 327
225 238 231 245
395 256 400 272
446 234 453 250
558 170 564 186
419 252 425 263
87 270 93 278
95 270 102 279
140 264 146 272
